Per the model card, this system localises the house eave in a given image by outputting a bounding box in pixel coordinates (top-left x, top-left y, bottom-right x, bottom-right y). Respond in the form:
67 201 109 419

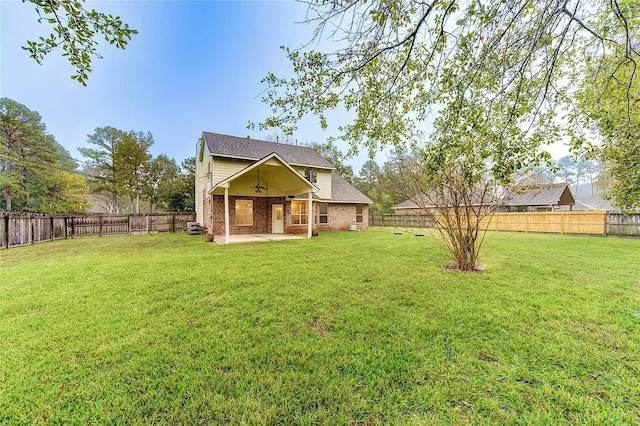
316 199 373 204
208 153 335 171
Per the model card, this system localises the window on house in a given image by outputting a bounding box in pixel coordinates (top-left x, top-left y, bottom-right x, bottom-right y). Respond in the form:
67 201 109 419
304 168 317 183
356 204 363 223
235 200 253 226
316 202 328 224
291 200 308 225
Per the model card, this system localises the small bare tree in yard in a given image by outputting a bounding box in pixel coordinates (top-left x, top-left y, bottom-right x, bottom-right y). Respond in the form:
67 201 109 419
391 81 551 271
408 166 502 272
392 138 515 272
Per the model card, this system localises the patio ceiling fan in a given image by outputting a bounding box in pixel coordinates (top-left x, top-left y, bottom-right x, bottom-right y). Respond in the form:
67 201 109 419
253 170 268 193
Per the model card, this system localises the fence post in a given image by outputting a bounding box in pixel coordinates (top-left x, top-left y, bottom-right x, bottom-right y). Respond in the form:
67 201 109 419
99 215 103 237
171 214 176 233
30 216 35 244
3 214 8 249
147 214 151 234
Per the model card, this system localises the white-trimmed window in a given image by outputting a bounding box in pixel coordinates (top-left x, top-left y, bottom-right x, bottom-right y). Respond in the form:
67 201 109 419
356 204 364 223
291 200 308 225
316 202 328 224
235 200 253 226
304 168 317 183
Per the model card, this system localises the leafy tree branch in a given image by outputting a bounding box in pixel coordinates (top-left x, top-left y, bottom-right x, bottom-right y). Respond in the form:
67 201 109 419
23 0 138 85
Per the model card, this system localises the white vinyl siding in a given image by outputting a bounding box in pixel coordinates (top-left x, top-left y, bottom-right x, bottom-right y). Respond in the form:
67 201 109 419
314 169 331 199
213 157 252 184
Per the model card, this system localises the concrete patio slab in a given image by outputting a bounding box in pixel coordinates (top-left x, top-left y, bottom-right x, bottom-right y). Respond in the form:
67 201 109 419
213 234 306 245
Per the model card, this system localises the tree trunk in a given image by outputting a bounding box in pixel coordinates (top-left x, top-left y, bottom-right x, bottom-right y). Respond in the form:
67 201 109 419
111 191 118 214
3 154 13 211
3 187 11 211
462 236 472 270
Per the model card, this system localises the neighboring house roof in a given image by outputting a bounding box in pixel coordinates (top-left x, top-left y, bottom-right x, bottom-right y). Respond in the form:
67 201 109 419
202 132 335 169
506 184 575 207
329 171 373 203
393 184 576 210
560 194 617 212
393 196 425 210
392 191 489 210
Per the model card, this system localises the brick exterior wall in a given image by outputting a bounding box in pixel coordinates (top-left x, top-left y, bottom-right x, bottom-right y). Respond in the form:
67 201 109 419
288 202 370 233
211 195 286 235
326 203 369 231
208 195 369 235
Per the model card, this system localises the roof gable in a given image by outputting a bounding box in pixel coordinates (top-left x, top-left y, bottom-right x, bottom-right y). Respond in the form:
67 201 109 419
202 132 335 169
211 152 319 194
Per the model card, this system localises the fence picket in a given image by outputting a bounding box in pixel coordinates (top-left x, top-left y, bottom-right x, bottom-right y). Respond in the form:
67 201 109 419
0 212 196 249
369 212 639 237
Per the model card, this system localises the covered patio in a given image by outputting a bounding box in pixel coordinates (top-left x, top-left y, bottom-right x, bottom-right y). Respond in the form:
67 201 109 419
207 153 319 243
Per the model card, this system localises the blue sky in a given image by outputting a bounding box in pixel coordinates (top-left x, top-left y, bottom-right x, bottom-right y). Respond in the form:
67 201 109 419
1 0 382 171
1 0 569 172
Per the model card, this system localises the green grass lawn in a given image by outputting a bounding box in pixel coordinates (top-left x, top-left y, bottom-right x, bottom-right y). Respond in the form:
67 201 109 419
1 229 639 425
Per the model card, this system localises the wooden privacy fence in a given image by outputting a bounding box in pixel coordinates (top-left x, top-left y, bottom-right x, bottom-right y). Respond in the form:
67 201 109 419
370 212 640 237
606 213 640 237
369 214 434 228
1 212 196 249
482 211 608 235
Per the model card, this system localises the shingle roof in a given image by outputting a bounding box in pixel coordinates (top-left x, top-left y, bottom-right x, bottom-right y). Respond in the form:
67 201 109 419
506 184 575 207
570 194 616 211
393 197 423 209
393 184 575 210
202 132 335 169
393 192 487 209
330 172 372 203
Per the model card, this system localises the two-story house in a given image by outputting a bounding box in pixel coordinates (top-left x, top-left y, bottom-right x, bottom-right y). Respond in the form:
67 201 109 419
195 132 371 242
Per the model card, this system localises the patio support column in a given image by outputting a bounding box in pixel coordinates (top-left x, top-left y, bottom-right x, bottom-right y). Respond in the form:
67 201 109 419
307 191 313 238
224 186 230 245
